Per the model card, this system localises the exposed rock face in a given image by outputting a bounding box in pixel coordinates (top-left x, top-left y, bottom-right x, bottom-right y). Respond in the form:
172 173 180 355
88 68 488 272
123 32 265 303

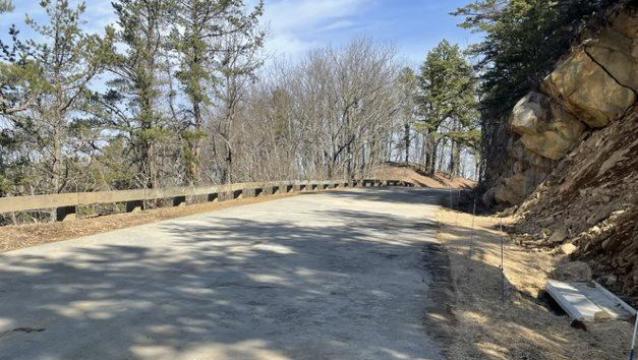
486 6 638 301
511 92 585 160
541 50 635 128
541 10 638 128
490 7 638 207
486 139 554 206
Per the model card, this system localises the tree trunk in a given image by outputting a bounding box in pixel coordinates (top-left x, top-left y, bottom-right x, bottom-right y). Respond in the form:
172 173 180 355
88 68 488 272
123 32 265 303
51 123 63 193
454 142 462 178
224 143 232 184
404 122 410 165
189 100 203 184
448 140 455 177
430 137 439 175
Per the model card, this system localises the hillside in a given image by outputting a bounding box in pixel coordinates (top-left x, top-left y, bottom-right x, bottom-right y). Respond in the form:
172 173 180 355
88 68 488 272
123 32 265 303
372 163 476 189
483 4 638 302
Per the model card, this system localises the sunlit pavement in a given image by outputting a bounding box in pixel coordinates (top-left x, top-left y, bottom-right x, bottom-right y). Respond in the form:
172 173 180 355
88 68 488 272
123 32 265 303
0 188 446 360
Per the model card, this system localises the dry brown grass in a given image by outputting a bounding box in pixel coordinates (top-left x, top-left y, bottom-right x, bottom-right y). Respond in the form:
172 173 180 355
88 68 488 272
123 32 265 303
436 209 632 360
0 192 304 253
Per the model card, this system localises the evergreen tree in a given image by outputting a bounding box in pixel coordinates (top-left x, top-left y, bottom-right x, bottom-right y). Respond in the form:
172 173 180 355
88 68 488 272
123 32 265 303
0 0 12 13
417 40 479 176
172 0 264 184
1 0 113 195
396 67 418 165
214 8 264 184
106 0 177 189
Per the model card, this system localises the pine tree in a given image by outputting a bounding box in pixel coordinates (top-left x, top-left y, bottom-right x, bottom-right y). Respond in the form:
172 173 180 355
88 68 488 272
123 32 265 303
106 0 177 189
214 7 264 184
417 40 479 176
397 67 418 165
0 0 12 13
1 0 113 195
172 0 264 184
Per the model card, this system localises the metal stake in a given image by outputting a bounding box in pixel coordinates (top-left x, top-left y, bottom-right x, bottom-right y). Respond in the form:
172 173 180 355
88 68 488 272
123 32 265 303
469 198 476 259
500 220 505 303
630 314 638 360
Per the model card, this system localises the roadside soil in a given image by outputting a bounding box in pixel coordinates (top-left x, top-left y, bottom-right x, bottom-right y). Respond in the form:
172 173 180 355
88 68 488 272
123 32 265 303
433 209 632 360
0 192 303 253
371 164 476 189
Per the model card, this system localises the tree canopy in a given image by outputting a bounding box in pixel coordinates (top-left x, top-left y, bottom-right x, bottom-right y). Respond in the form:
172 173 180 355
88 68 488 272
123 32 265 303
417 40 479 176
454 0 618 117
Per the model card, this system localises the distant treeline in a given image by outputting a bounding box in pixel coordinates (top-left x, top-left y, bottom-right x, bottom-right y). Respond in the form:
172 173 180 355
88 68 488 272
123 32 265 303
0 0 482 200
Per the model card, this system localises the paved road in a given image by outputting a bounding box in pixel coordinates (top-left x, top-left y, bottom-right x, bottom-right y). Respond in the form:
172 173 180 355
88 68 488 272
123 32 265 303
0 188 446 360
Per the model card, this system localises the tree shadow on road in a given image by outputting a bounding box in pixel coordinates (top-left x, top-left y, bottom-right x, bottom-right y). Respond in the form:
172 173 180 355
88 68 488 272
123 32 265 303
0 189 451 360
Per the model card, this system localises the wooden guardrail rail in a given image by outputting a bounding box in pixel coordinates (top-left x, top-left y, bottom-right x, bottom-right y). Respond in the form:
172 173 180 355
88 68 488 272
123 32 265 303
0 179 413 222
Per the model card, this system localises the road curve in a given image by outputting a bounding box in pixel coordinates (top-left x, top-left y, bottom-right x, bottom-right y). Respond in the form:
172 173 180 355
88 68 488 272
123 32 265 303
0 188 446 360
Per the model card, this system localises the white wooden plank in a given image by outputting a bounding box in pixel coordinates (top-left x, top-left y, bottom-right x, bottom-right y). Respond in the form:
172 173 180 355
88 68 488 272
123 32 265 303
546 279 635 323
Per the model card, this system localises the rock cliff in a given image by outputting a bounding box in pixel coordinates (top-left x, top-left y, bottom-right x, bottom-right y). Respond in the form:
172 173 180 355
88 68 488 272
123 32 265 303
484 5 638 301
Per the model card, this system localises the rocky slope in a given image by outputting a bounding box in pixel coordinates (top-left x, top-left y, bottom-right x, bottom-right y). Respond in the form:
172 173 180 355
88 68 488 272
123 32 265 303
484 4 638 301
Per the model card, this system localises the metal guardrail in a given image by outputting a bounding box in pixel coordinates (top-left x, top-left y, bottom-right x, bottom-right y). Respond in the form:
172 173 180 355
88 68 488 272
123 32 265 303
0 179 413 221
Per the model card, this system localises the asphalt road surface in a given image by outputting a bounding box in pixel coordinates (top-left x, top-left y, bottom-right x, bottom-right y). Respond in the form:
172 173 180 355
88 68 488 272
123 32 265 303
0 188 446 360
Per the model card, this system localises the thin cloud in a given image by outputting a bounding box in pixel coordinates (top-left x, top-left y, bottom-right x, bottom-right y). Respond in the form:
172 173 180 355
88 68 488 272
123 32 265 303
262 0 372 57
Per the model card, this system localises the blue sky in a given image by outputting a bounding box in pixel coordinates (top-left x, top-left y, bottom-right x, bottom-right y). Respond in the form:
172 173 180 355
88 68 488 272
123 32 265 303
1 0 482 66
259 0 482 64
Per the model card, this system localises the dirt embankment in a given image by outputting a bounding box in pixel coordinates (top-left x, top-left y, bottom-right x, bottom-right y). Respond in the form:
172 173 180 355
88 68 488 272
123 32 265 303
515 111 638 302
433 209 632 360
480 4 638 305
371 163 476 189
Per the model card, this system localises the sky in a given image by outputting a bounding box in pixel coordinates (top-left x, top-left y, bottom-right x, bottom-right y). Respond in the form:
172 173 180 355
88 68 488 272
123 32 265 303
1 0 482 66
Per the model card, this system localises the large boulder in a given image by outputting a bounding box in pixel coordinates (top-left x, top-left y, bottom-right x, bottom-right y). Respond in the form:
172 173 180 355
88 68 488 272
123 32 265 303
510 92 586 160
511 92 548 135
610 10 638 58
540 10 638 129
494 174 527 205
541 50 635 128
583 9 638 93
493 168 544 206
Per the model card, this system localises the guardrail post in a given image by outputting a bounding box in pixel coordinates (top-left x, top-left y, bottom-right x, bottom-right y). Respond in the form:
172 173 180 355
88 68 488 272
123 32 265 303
233 190 243 199
56 206 77 222
126 200 144 213
173 196 187 207
287 185 295 193
207 193 219 202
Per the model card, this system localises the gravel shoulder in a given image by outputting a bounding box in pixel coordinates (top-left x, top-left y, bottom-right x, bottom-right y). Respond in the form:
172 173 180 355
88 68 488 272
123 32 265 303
435 209 632 360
